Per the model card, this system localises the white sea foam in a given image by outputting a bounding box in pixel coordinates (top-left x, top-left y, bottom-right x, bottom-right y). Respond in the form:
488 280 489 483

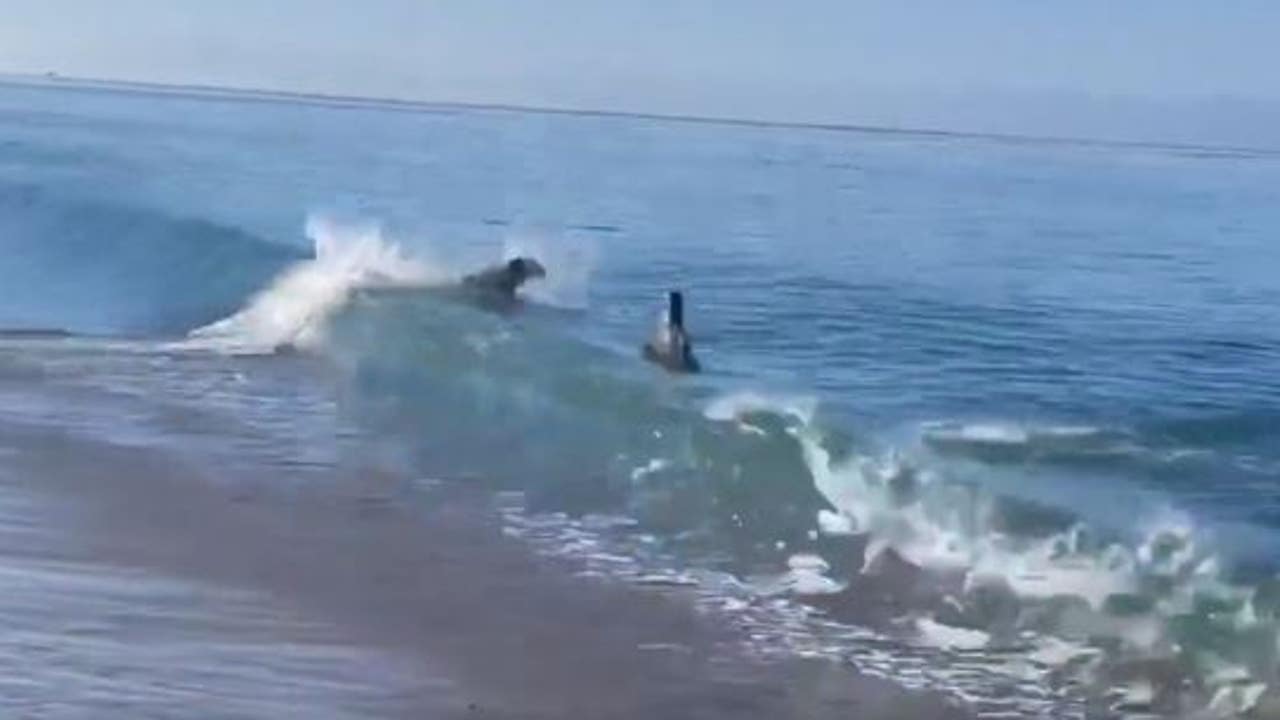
925 421 1032 445
915 618 991 650
630 458 670 482
700 390 1280 710
703 391 817 425
816 509 855 536
923 421 1105 445
185 215 445 354
920 420 1124 462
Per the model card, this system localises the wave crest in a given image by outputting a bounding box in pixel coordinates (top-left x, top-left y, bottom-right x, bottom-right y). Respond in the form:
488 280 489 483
699 391 1279 713
186 216 444 354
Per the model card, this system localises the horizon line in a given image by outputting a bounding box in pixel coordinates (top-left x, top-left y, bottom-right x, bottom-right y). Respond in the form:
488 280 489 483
2 71 1278 157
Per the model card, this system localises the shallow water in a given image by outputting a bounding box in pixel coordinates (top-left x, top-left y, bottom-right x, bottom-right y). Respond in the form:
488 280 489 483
2 79 1279 717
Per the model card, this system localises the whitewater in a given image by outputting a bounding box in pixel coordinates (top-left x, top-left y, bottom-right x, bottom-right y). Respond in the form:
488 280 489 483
1 80 1279 718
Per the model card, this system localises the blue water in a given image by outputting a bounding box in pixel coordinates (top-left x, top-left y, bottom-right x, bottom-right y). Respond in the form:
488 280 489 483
3 80 1280 715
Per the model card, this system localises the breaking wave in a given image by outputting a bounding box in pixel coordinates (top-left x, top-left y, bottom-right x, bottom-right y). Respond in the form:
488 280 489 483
705 397 1280 717
12 197 1276 714
186 216 446 354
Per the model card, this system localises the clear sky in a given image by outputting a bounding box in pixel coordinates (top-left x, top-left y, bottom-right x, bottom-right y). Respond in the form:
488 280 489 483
2 1 1279 145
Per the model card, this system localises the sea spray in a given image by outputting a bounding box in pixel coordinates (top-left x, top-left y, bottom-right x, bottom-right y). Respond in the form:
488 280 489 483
186 215 443 354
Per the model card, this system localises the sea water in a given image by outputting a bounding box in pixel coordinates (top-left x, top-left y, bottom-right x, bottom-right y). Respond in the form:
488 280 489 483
2 80 1279 717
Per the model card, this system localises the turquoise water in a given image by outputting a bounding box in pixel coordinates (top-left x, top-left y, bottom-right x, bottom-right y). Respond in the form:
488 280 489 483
3 81 1280 716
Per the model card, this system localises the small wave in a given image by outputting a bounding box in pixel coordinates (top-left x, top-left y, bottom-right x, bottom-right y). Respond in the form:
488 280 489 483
703 391 817 425
694 391 1280 712
921 417 1121 445
788 409 1280 713
568 223 622 234
921 420 1129 462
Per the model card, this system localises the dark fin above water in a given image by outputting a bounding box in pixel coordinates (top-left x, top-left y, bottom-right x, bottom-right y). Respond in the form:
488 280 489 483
668 290 685 329
642 291 701 374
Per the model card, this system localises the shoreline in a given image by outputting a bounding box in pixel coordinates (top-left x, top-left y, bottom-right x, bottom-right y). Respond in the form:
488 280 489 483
0 419 970 719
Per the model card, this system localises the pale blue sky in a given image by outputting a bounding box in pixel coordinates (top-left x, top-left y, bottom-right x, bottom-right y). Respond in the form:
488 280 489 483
2 1 1278 144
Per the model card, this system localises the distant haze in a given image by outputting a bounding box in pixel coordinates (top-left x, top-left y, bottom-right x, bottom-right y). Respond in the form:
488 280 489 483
2 0 1279 147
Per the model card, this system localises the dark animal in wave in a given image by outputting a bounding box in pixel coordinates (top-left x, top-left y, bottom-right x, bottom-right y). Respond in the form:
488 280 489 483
461 257 547 308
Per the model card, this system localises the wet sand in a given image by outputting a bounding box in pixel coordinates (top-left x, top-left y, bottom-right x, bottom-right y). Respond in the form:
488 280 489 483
0 421 970 719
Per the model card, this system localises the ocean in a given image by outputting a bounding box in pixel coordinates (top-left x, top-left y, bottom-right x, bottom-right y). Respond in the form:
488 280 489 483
1 79 1278 718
